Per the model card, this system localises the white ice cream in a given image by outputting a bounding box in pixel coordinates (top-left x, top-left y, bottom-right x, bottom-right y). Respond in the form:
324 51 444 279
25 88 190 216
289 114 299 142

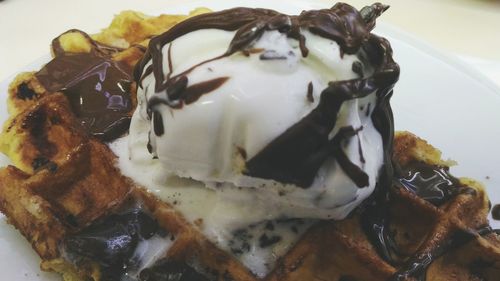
112 28 384 276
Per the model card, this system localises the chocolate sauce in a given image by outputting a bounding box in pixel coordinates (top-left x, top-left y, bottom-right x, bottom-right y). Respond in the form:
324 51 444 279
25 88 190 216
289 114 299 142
135 3 399 188
361 159 479 265
64 208 164 281
182 77 230 105
134 4 496 280
395 161 474 206
147 76 229 114
35 30 135 141
361 197 400 263
389 229 479 281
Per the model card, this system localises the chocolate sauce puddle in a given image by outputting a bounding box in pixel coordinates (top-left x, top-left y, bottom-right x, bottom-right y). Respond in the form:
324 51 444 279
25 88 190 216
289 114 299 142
136 3 399 189
35 30 135 141
363 158 491 278
395 161 476 206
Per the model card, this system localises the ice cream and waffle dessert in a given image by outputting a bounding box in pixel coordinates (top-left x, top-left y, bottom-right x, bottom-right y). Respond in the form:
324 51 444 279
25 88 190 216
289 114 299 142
0 3 499 281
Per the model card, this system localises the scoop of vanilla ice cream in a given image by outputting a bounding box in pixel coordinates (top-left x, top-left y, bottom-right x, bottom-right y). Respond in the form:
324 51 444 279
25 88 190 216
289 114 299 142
129 27 383 221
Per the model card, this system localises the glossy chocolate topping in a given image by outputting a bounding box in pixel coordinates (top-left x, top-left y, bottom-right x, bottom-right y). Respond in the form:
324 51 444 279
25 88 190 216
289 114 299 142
389 227 496 281
395 161 476 206
64 208 167 281
136 3 399 189
36 30 135 141
363 159 492 279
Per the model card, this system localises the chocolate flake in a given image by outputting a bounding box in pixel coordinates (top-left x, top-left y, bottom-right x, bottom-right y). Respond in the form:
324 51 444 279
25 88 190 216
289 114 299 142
259 50 287 60
306 82 314 103
365 103 371 117
259 233 282 248
153 111 164 137
352 61 364 77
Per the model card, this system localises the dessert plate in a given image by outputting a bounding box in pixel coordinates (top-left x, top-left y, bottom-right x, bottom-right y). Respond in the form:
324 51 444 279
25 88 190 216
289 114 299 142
1 0 500 280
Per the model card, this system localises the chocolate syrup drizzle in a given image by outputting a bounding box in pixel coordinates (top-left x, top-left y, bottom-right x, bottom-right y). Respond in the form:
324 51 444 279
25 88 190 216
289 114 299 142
135 3 400 189
365 159 494 280
395 161 476 206
35 29 135 141
132 4 500 279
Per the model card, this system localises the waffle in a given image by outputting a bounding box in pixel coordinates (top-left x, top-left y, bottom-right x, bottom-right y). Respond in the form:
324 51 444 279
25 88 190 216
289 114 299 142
1 6 500 281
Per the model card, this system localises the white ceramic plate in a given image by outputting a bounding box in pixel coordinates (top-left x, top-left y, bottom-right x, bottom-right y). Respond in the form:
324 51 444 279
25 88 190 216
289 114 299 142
1 0 500 280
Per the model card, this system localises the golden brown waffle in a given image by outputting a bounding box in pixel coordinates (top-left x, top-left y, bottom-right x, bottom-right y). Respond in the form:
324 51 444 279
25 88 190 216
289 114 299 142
1 8 500 281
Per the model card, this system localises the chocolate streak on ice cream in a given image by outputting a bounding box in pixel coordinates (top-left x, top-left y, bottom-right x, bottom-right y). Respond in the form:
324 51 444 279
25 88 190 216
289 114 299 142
135 3 399 189
36 29 135 141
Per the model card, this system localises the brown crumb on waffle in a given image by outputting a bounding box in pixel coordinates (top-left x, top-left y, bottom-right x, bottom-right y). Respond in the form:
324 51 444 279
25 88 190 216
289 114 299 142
1 6 500 281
